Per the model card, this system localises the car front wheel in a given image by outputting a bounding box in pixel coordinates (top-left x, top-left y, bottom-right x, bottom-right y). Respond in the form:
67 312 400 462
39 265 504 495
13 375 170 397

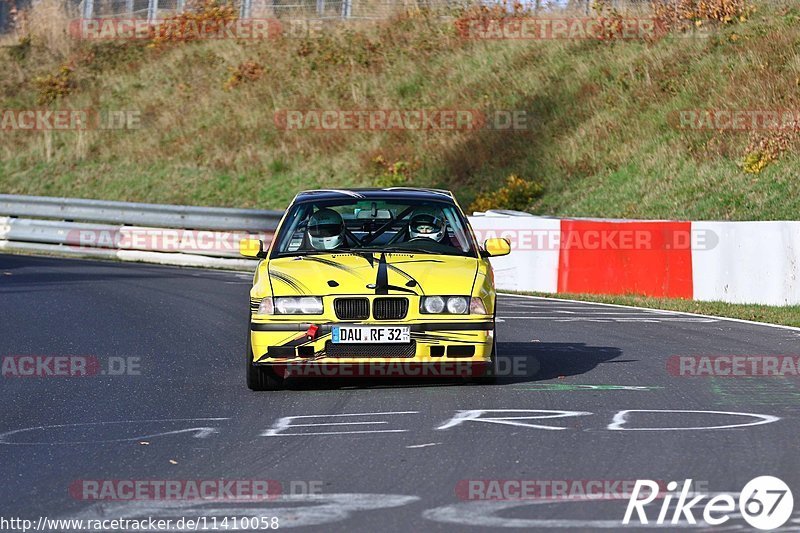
246 334 285 391
467 334 497 385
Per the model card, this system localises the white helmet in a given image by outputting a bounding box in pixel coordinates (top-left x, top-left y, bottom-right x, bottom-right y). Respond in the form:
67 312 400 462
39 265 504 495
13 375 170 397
408 210 446 242
308 208 345 251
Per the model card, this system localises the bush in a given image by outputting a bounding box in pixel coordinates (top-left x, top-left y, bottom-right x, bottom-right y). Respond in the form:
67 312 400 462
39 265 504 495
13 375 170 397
34 64 74 104
371 155 416 187
654 0 756 31
224 61 265 90
149 0 238 47
468 175 543 213
741 123 800 174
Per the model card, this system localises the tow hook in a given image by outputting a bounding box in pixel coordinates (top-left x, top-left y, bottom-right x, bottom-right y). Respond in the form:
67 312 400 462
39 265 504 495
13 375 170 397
306 324 319 341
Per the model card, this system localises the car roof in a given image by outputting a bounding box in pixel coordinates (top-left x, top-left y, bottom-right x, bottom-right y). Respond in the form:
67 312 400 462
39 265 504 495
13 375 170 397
293 187 455 203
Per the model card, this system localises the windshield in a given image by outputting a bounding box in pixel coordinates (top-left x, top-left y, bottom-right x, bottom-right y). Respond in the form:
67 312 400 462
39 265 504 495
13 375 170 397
271 198 476 258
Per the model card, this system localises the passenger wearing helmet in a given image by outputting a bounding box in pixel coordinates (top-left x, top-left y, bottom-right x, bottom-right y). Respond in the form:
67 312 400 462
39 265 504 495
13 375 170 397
307 208 346 251
408 209 446 243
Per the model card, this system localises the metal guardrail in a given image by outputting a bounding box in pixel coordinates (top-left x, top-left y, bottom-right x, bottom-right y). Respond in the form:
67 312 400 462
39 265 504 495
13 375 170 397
0 195 283 232
0 195 284 270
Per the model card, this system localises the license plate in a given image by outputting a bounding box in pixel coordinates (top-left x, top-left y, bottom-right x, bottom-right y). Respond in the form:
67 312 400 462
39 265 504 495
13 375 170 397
331 326 410 344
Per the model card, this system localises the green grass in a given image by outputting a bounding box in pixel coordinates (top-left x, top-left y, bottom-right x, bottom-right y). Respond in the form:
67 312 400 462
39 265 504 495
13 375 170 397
514 291 800 328
1 3 800 217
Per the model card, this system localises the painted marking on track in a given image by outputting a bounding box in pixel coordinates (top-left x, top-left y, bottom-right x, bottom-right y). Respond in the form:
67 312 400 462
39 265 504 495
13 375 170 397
499 305 610 310
261 411 418 437
437 410 593 432
549 311 678 316
607 410 781 431
511 384 664 392
498 316 718 323
500 292 800 333
709 378 800 407
266 430 408 436
422 495 772 529
500 304 678 315
0 418 229 445
6 409 779 446
405 442 441 449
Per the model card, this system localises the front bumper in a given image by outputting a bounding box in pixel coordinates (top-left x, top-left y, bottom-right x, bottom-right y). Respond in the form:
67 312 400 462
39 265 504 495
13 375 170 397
249 320 494 364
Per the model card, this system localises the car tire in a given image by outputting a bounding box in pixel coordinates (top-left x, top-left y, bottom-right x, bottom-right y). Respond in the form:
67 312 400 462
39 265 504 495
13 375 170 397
246 333 285 391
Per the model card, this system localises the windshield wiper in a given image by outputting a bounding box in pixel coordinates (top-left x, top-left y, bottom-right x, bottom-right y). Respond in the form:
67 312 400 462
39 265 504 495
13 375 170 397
352 246 440 255
275 250 328 257
386 247 439 254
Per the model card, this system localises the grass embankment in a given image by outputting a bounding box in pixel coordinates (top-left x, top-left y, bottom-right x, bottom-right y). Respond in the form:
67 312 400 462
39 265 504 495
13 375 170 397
1 1 799 217
518 291 800 328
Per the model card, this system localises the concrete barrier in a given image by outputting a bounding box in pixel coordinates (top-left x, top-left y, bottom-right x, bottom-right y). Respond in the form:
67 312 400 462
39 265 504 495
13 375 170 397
473 212 800 306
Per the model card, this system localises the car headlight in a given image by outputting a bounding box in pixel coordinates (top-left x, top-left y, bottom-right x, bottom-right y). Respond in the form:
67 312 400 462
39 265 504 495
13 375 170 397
258 296 324 315
446 296 469 314
421 296 470 314
421 296 445 314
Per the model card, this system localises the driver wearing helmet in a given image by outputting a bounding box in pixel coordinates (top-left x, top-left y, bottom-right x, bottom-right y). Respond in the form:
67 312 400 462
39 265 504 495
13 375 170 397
307 208 346 251
408 209 446 243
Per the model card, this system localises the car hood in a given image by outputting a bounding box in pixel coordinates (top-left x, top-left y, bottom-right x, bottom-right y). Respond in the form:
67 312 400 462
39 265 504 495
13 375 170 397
267 252 479 297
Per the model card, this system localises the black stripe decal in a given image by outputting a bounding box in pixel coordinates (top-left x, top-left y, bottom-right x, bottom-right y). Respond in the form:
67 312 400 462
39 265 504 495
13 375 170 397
303 256 359 275
375 253 389 295
387 264 424 295
350 252 375 268
386 284 419 295
385 259 445 264
269 270 309 294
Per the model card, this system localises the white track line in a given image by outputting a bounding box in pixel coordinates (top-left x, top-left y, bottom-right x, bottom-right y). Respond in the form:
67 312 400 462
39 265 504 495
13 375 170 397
500 293 800 333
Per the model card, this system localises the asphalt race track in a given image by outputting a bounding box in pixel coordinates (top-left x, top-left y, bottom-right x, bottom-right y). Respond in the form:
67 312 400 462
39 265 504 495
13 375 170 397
1 254 799 532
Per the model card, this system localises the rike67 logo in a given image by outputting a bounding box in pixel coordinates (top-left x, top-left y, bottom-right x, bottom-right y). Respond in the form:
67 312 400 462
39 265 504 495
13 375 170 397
624 476 794 530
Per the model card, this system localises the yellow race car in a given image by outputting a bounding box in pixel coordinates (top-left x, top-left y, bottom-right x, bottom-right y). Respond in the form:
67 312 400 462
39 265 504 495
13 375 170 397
240 188 510 390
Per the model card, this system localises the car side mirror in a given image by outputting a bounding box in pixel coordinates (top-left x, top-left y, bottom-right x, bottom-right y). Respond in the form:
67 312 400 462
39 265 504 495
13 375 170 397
240 238 267 259
482 237 511 257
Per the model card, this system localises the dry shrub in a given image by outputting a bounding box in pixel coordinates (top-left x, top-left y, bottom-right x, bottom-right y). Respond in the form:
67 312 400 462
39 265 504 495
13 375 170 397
224 60 265 90
149 0 238 46
34 63 75 104
591 0 629 42
455 0 644 43
371 155 417 187
294 28 383 69
469 174 543 213
453 1 528 39
741 119 800 174
653 0 756 30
